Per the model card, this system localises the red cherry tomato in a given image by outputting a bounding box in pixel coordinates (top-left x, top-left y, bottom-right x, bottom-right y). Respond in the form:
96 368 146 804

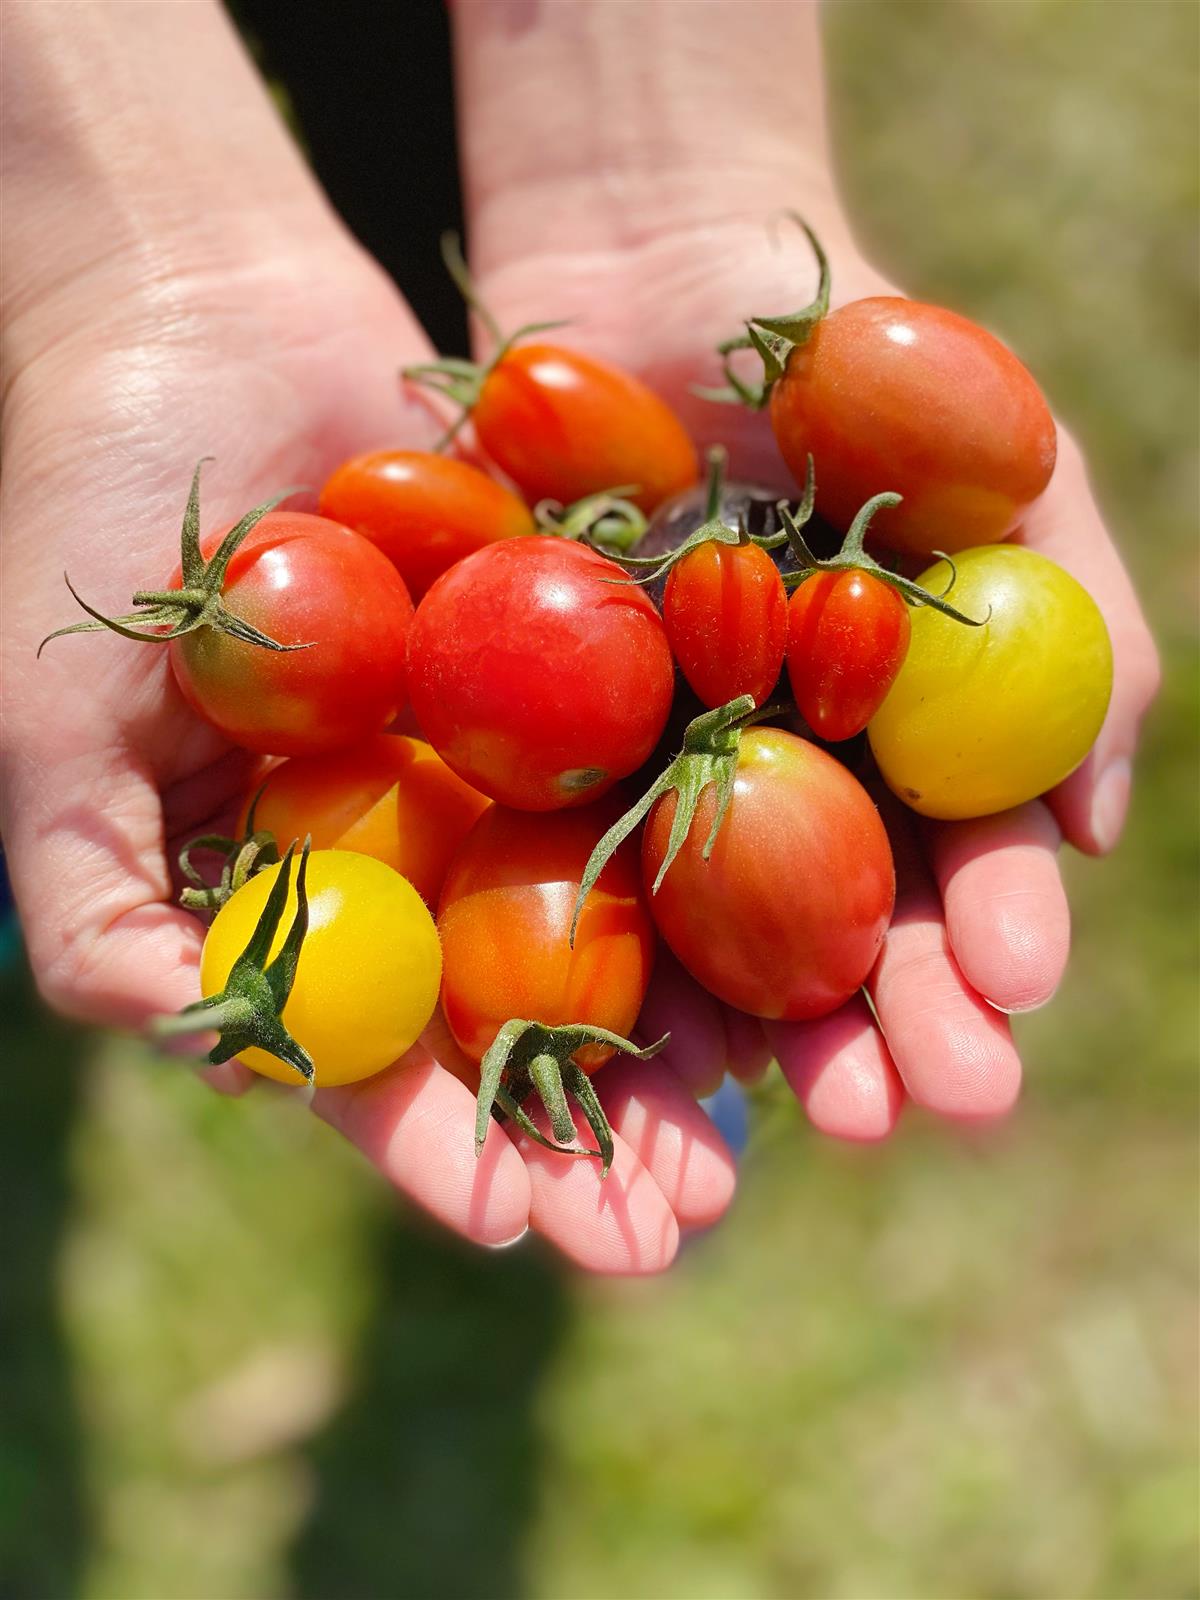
663 541 788 709
786 571 911 742
473 344 699 514
438 802 655 1071
407 537 674 811
770 298 1057 556
643 728 894 1020
317 451 534 600
245 734 489 906
169 513 413 756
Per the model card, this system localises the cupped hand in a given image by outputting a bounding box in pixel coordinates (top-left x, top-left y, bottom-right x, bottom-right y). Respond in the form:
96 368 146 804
0 234 737 1276
464 186 1159 1143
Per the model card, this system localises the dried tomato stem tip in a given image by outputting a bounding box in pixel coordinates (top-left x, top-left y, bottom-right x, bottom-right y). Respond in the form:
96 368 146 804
37 460 310 658
154 838 314 1083
177 782 280 914
535 486 648 553
699 214 831 410
782 488 989 626
399 232 570 451
475 1019 670 1178
571 693 775 945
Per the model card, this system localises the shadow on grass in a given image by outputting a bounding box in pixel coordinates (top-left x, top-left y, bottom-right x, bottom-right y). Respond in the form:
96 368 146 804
0 963 91 1599
288 1193 567 1600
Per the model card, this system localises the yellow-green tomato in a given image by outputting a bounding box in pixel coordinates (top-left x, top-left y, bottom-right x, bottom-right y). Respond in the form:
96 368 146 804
868 545 1112 820
200 850 441 1086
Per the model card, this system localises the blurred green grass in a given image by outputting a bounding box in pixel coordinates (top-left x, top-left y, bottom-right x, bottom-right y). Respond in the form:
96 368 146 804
3 3 1196 1598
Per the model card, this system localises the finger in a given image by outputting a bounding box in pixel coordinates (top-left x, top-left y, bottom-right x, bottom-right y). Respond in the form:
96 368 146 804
1020 435 1160 854
313 1048 532 1249
765 998 904 1142
926 802 1070 1015
635 952 728 1098
593 1056 736 1230
721 1005 774 1084
870 817 1022 1121
512 1103 680 1275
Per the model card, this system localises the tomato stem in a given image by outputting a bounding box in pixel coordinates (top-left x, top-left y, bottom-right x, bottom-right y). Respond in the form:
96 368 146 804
535 486 648 553
475 1020 669 1177
177 782 281 914
38 460 311 659
154 839 315 1082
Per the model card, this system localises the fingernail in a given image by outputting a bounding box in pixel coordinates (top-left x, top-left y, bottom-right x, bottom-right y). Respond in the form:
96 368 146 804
485 1226 529 1251
1089 758 1131 853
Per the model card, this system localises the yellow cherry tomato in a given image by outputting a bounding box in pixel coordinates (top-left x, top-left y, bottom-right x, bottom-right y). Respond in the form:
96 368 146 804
868 545 1112 820
200 849 441 1087
243 735 489 907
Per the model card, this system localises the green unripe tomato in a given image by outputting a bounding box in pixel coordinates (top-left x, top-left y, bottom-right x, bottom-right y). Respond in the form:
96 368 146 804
868 545 1112 820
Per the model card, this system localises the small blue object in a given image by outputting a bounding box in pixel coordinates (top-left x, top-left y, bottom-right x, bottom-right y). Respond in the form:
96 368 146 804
0 848 22 972
700 1074 749 1157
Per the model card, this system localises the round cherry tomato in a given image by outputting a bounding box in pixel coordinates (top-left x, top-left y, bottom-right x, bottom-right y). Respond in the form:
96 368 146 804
317 451 535 600
644 728 894 1020
407 537 674 811
245 735 489 906
868 545 1112 819
786 570 911 741
473 344 699 514
438 802 655 1071
200 849 441 1087
663 541 788 709
170 513 413 756
770 299 1057 556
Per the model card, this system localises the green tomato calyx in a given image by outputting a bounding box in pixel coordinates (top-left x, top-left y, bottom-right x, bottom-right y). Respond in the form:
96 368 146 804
38 459 311 658
781 478 989 625
176 782 280 914
155 838 314 1085
600 447 805 586
697 215 831 411
400 232 571 452
477 1019 670 1178
535 485 648 554
571 693 777 945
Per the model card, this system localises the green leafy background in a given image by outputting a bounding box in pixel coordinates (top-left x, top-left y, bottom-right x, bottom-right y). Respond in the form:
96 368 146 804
4 3 1196 1596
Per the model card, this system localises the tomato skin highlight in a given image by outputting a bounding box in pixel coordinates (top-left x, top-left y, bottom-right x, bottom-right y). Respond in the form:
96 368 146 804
663 541 788 709
868 545 1113 820
786 570 911 742
168 512 413 757
769 298 1057 557
317 450 534 600
438 802 656 1072
245 734 489 907
200 849 441 1087
473 344 699 513
407 536 674 811
643 728 894 1021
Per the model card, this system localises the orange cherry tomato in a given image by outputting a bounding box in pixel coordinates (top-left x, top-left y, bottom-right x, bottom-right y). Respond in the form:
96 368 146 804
437 802 655 1071
770 298 1057 556
244 734 489 906
318 450 535 600
473 344 699 514
786 569 912 741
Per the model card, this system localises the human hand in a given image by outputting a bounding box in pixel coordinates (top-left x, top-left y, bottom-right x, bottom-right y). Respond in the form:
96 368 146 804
0 4 736 1276
454 0 1161 1140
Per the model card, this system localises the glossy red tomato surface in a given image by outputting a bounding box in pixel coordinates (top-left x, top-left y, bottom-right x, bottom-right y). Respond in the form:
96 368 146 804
474 344 699 513
663 541 788 709
644 728 894 1020
169 513 413 756
246 734 489 906
438 802 655 1071
317 450 534 600
407 537 674 811
786 570 911 742
770 298 1057 556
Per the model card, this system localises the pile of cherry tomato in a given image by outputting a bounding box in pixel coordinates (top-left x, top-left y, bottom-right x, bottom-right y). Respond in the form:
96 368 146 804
45 223 1114 1174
